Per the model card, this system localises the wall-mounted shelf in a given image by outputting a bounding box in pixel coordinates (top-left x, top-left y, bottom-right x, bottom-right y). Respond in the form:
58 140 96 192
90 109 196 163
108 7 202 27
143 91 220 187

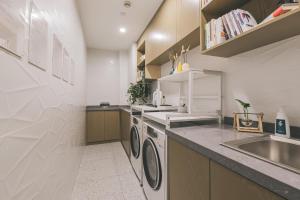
159 69 221 82
201 8 300 57
137 58 145 68
158 69 222 115
202 0 250 17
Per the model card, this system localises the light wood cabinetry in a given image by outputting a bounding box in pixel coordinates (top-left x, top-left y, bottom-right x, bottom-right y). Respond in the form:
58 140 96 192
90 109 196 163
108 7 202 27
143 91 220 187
104 111 120 140
210 161 285 200
120 110 131 157
168 138 210 200
177 0 200 41
146 0 177 65
86 111 105 143
86 111 120 143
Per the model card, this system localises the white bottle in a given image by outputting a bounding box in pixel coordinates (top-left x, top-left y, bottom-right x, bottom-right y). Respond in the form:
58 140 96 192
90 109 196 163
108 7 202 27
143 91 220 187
275 108 290 138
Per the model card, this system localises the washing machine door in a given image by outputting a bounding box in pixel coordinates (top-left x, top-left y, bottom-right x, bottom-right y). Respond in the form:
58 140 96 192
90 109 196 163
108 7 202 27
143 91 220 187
143 138 162 190
130 126 140 158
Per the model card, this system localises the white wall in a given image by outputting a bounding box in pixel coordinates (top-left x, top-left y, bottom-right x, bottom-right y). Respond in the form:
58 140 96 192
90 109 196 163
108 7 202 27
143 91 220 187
160 35 300 126
0 0 87 200
128 43 137 84
86 48 130 105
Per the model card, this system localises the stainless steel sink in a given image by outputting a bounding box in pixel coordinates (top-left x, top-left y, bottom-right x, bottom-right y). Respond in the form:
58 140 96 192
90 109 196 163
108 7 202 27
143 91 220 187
223 135 300 174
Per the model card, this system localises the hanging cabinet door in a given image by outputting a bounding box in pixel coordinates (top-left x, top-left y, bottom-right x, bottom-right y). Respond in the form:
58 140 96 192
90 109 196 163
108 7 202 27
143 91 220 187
177 0 200 41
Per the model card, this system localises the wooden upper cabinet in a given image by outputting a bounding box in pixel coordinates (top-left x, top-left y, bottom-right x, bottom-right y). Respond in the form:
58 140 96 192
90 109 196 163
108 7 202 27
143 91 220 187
104 111 120 141
146 0 177 64
177 0 200 41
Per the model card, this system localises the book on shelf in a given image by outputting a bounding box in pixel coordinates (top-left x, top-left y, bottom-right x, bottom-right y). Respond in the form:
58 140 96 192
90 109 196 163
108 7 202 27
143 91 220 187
205 9 257 49
261 3 299 24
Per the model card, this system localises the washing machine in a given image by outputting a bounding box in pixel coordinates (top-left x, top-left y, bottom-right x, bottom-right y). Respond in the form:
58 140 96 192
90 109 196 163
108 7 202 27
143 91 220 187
142 122 166 200
130 116 143 183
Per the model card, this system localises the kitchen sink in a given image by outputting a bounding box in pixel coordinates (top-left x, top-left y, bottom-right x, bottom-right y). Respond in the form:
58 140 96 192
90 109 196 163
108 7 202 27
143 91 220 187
223 135 300 174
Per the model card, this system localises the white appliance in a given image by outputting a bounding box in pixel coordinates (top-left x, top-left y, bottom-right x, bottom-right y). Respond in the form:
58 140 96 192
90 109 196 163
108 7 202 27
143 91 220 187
142 122 166 200
130 116 143 184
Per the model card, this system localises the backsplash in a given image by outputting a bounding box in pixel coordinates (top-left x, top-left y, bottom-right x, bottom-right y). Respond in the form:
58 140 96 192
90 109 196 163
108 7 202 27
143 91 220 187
0 0 87 199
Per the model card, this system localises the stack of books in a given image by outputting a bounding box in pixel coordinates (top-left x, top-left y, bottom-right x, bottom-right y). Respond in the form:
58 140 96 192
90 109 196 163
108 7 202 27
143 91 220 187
201 0 212 8
205 9 257 49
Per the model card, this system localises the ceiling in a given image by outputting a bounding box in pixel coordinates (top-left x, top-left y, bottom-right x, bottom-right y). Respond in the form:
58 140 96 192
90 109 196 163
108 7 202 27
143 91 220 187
76 0 163 50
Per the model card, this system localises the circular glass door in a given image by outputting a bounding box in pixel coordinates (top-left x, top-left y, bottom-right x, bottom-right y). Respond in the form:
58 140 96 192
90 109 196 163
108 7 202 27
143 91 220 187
130 126 140 158
143 138 162 190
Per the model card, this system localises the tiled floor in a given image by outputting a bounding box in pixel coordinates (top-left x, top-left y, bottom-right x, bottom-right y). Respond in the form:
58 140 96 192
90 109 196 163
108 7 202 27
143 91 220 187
72 142 146 200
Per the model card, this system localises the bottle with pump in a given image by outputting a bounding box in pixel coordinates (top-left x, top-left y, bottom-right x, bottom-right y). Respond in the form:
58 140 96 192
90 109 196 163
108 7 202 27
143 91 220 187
275 107 290 138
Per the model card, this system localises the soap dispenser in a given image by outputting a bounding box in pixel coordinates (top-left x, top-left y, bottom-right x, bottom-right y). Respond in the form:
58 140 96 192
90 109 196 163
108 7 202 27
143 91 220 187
275 107 290 138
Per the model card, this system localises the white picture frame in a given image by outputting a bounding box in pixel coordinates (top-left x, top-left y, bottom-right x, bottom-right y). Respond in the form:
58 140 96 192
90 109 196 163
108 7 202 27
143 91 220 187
62 48 70 82
52 34 63 78
28 1 48 70
0 0 26 57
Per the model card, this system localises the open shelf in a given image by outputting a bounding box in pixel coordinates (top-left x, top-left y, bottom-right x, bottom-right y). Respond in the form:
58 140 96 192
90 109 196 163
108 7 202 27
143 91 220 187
159 69 221 82
137 41 145 54
137 58 145 68
202 0 249 17
201 8 300 57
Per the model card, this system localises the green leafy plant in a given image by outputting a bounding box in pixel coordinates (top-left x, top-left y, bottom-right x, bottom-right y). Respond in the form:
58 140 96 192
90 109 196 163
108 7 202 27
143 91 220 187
235 99 251 120
127 83 150 104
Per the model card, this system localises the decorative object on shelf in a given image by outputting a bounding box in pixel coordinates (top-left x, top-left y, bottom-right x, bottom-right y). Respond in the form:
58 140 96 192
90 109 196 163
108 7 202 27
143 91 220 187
233 99 264 133
181 45 190 71
168 51 176 75
233 112 264 133
127 82 150 105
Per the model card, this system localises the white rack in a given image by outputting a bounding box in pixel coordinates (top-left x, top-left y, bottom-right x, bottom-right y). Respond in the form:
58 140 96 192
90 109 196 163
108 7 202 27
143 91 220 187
158 69 222 120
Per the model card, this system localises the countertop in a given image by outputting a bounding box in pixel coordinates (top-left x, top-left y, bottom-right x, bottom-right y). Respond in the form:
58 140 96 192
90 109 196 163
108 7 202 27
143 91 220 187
86 105 131 113
166 124 300 200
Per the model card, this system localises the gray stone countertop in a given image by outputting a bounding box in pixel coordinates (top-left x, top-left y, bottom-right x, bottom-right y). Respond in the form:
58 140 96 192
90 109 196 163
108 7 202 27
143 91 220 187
166 124 300 200
86 105 131 112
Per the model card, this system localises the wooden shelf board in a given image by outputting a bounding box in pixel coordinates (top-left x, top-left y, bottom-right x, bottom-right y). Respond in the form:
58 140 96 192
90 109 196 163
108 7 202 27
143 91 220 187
137 41 145 54
201 0 249 16
147 27 200 66
202 9 300 57
137 59 145 68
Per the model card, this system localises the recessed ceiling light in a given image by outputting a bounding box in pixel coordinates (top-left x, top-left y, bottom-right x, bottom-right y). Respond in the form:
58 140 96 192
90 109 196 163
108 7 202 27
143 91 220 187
124 1 132 8
119 27 127 33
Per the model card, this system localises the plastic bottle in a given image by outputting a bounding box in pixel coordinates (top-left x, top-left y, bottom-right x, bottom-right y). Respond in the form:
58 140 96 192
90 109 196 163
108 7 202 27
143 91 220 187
275 107 290 138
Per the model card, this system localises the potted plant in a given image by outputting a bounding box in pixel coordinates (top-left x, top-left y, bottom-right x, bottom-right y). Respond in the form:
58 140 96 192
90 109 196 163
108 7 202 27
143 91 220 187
127 82 150 105
235 99 253 127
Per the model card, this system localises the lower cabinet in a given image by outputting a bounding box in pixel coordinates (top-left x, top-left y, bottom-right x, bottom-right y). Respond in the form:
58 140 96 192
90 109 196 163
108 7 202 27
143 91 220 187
168 138 210 200
210 161 285 200
120 110 131 157
167 138 285 200
86 111 120 143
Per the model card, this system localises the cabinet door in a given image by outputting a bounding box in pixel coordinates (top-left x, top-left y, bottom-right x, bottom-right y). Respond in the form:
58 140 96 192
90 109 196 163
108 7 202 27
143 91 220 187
177 0 200 41
168 138 209 200
104 111 120 141
86 111 105 143
210 161 285 200
146 0 177 64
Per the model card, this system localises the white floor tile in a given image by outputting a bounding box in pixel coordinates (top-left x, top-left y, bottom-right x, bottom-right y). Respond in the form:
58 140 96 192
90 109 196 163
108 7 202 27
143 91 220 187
72 142 145 200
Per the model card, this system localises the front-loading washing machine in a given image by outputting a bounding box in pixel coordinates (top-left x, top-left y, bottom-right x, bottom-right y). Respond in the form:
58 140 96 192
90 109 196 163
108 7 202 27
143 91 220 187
130 116 143 184
142 121 166 200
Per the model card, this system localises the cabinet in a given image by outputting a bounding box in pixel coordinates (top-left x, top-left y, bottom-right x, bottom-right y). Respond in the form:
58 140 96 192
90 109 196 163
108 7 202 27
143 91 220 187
120 110 131 157
210 161 285 200
168 138 210 200
86 111 105 143
146 0 177 64
177 0 200 41
86 111 120 143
